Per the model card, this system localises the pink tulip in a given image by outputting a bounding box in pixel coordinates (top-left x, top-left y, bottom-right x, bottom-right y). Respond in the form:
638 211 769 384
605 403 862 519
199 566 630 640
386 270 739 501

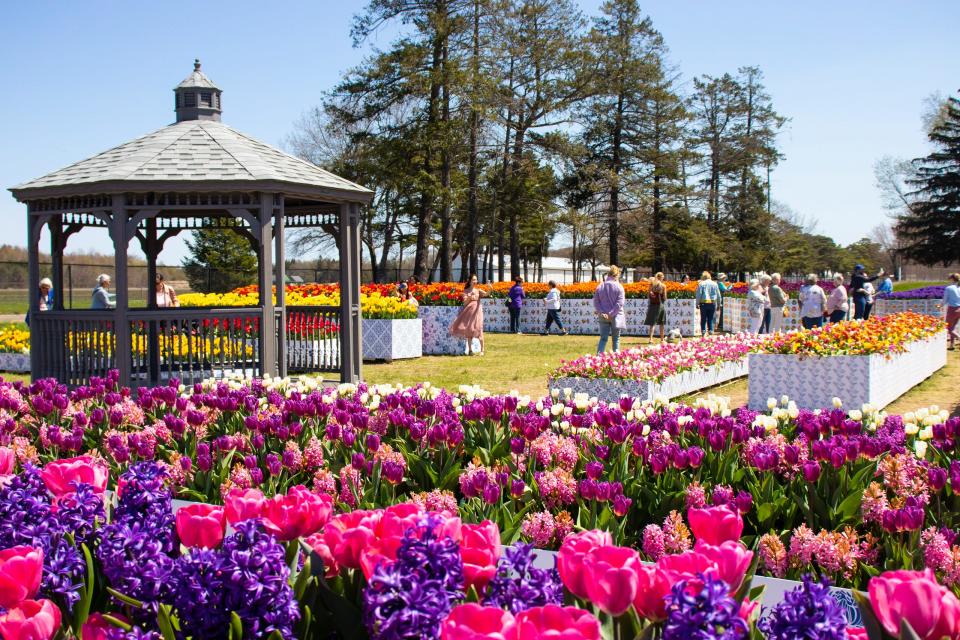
687 506 743 545
583 545 642 616
869 569 960 640
360 535 406 580
460 521 501 594
557 530 612 599
81 612 128 640
694 540 753 592
632 563 672 622
324 510 382 570
223 487 266 525
303 533 340 579
441 604 514 640
505 605 601 640
261 485 333 541
39 456 108 498
0 447 14 474
738 599 760 623
0 546 43 608
175 503 226 549
844 628 867 640
0 599 62 640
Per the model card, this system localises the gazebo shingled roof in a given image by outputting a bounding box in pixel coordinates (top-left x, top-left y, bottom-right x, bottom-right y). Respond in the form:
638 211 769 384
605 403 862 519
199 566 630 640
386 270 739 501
9 60 369 388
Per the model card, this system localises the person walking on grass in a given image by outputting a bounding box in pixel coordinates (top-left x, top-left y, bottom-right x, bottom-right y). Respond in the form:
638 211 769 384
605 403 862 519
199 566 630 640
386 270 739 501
695 271 721 336
944 273 960 351
594 265 625 353
826 273 849 323
747 279 766 335
644 272 667 343
542 280 567 335
799 273 827 330
508 276 525 334
449 274 487 356
767 273 788 333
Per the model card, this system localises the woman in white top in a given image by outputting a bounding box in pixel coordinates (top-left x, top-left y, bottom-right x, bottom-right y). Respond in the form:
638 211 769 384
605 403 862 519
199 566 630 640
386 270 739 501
798 273 827 330
543 280 567 335
747 279 766 335
825 273 848 323
155 273 179 308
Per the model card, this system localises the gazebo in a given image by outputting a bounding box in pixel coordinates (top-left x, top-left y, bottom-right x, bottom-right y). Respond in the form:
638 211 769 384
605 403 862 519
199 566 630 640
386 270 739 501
9 60 372 387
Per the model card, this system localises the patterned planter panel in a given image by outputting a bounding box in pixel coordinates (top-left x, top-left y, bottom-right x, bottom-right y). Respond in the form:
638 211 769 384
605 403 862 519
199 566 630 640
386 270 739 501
721 298 804 334
362 319 422 361
747 332 947 410
874 298 942 318
419 306 480 355
487 298 700 337
0 352 30 372
549 359 748 404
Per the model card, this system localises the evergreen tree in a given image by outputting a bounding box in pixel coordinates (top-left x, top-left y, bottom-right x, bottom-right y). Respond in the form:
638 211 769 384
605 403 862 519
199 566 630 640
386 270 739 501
900 92 960 264
182 229 258 293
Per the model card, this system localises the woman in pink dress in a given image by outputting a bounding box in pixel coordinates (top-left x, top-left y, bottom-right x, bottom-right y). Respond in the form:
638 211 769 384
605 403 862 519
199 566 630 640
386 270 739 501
449 274 487 355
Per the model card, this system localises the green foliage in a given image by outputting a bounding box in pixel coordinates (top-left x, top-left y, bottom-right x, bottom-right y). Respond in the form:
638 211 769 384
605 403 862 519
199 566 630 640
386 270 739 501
182 229 258 294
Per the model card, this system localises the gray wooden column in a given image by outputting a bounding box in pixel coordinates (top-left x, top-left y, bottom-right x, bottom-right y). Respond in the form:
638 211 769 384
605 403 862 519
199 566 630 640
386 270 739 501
274 196 287 377
258 193 277 377
50 216 64 310
27 209 41 379
146 218 160 384
339 201 362 383
111 194 132 386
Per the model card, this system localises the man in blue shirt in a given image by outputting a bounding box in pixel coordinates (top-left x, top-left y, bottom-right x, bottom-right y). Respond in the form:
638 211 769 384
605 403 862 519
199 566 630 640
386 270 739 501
877 273 894 295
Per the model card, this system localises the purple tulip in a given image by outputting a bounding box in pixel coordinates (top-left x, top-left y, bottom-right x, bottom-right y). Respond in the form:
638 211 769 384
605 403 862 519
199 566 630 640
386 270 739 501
801 460 822 483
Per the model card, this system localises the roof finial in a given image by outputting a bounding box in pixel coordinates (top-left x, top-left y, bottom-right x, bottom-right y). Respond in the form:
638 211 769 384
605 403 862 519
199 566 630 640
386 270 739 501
194 58 201 72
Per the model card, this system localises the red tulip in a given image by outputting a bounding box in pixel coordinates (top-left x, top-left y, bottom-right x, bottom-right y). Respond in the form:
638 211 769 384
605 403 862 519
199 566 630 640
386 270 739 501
582 545 642 616
0 599 61 640
39 456 108 498
223 487 265 525
694 540 753 592
261 485 333 541
0 447 14 475
175 503 226 549
504 605 601 640
687 506 743 546
0 546 43 608
441 604 514 640
557 530 612 600
460 521 501 594
324 510 382 569
632 563 672 621
868 569 960 640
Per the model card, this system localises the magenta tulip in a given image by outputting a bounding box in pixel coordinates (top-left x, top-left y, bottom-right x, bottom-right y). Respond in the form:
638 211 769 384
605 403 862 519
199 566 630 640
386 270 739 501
557 530 613 600
39 455 108 498
505 605 601 640
0 599 61 640
175 503 226 549
81 612 128 640
324 510 382 569
460 521 502 594
441 604 514 640
0 447 13 475
694 540 753 592
223 487 266 525
687 506 743 545
0 546 43 608
261 485 333 541
632 563 672 621
583 545 642 616
869 569 960 640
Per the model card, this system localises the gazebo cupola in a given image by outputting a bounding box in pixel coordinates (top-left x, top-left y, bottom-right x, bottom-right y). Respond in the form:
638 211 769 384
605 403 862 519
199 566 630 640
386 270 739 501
174 59 222 122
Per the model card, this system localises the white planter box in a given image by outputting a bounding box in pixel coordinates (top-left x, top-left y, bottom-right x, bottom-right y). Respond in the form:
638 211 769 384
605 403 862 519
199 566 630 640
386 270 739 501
748 331 947 410
287 338 340 369
362 318 422 361
0 352 30 372
419 306 481 355
549 359 748 404
721 298 806 334
874 298 942 319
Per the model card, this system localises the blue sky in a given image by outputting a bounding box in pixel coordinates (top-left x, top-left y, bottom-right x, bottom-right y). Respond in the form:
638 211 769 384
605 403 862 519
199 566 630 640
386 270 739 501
1 0 957 264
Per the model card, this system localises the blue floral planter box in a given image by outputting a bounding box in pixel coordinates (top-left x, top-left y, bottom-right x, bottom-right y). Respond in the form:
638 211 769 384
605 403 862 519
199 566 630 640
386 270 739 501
0 351 30 373
748 331 947 410
362 318 422 361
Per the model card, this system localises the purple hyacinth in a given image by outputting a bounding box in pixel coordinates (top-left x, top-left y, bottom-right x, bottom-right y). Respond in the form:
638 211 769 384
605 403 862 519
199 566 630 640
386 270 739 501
758 574 847 640
484 543 564 615
56 482 105 546
113 462 176 553
362 514 464 640
663 573 747 640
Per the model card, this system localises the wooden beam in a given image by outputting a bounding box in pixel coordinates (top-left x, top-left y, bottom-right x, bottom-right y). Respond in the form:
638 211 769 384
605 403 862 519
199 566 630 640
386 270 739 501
339 202 362 383
274 195 287 377
111 195 132 386
258 193 277 378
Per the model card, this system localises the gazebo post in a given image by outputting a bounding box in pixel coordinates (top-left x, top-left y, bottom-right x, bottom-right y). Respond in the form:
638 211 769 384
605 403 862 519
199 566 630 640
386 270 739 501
274 196 287 377
146 218 160 385
50 216 64 310
339 201 362 383
111 194 132 385
258 192 277 378
27 209 40 377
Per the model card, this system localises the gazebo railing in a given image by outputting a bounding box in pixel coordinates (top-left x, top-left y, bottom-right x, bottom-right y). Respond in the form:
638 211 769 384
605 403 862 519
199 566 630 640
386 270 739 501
31 311 117 387
128 308 263 386
284 306 341 374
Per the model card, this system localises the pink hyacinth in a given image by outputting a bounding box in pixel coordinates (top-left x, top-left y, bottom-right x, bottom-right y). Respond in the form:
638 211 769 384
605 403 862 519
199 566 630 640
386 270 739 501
684 482 707 510
642 524 666 561
662 510 692 554
758 533 788 578
521 511 556 548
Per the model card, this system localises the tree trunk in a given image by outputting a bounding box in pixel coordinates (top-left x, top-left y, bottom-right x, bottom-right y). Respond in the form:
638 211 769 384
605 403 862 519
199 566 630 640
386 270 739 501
609 90 624 266
413 26 445 281
652 173 664 271
464 0 481 281
508 121 527 279
439 35 453 281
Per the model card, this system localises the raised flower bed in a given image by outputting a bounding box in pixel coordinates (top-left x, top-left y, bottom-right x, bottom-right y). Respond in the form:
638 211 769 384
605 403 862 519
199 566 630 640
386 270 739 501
0 324 30 372
362 317 422 360
549 333 766 403
748 313 946 409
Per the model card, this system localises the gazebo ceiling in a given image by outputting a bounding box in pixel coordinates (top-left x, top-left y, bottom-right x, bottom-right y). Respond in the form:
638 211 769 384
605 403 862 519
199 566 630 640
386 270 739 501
9 61 371 204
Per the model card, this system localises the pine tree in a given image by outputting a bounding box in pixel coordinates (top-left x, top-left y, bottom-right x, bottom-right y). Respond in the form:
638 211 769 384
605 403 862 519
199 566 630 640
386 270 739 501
900 93 960 264
182 229 258 293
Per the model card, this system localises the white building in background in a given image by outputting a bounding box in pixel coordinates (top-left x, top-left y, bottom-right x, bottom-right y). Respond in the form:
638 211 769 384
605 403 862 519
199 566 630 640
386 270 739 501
431 255 637 284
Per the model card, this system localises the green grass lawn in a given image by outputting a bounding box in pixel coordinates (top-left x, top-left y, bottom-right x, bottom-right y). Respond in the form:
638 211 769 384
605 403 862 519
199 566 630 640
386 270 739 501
893 280 943 292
